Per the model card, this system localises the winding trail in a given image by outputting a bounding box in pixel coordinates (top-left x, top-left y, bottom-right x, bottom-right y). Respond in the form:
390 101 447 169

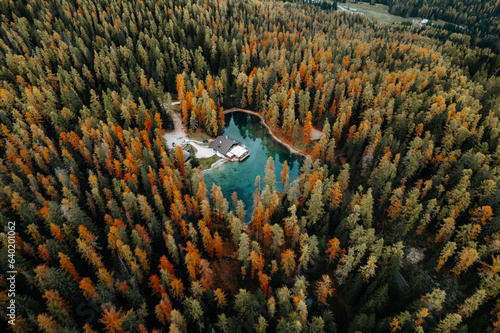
224 108 316 158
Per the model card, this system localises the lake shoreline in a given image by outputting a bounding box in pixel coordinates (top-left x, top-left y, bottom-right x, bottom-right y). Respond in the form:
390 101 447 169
224 108 309 158
204 111 304 222
201 158 227 174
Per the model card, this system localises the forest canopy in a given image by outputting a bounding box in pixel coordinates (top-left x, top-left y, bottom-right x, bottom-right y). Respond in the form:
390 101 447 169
361 0 500 52
0 0 499 332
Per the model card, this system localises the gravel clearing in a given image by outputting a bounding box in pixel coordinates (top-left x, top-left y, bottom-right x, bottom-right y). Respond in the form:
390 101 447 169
163 110 216 159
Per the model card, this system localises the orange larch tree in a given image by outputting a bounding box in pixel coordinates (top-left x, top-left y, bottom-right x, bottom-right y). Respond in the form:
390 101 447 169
325 238 342 264
100 304 127 333
303 111 313 145
281 249 296 278
315 275 334 306
59 252 81 282
79 277 97 301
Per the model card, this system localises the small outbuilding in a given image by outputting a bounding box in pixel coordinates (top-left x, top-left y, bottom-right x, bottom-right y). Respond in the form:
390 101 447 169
182 149 191 162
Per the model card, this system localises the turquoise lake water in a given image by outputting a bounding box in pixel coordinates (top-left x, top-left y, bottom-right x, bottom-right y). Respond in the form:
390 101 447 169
203 112 303 222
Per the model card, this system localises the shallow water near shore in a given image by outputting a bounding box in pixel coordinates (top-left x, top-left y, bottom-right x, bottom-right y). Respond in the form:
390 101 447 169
203 112 303 222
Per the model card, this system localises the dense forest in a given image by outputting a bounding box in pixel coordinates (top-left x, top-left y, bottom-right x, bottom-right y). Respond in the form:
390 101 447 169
365 0 500 52
0 0 499 332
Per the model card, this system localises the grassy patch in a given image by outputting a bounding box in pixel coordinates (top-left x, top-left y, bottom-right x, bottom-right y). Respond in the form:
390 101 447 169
189 130 212 142
199 155 221 170
185 144 198 155
196 142 211 147
341 1 451 26
344 1 391 14
341 1 409 25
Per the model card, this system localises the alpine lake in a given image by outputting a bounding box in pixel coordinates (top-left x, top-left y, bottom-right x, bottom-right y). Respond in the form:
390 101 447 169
203 111 304 222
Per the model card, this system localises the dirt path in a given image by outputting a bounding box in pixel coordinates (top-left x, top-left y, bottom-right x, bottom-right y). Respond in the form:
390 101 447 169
224 108 315 158
163 109 185 147
190 141 215 158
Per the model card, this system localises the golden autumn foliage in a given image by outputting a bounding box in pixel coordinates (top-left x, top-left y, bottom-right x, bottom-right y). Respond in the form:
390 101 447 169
0 0 498 331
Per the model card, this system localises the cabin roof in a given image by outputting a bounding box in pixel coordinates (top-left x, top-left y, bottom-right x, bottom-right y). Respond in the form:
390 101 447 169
210 135 241 155
229 145 248 158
